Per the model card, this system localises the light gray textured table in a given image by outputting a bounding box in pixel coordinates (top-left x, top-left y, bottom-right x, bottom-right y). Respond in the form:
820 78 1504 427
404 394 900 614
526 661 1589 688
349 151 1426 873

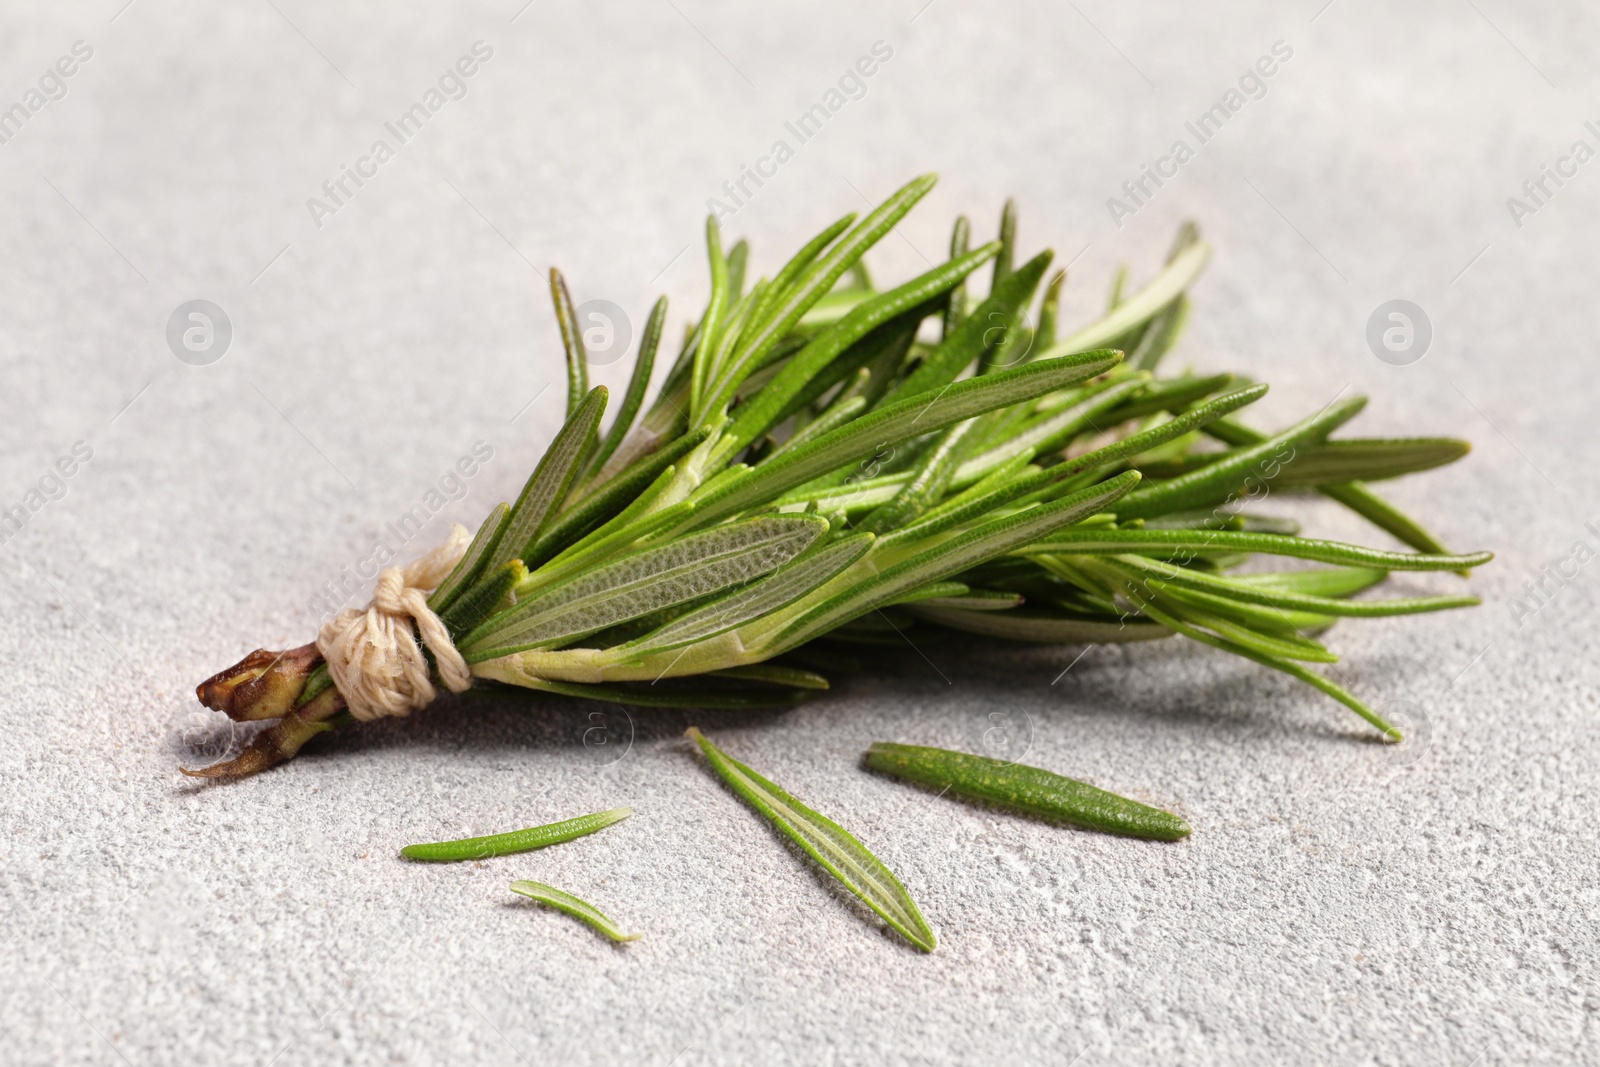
2 2 1596 1064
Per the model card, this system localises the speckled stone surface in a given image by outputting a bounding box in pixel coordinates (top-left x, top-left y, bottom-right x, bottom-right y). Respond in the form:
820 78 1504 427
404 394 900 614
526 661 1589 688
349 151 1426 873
1 1 1597 1064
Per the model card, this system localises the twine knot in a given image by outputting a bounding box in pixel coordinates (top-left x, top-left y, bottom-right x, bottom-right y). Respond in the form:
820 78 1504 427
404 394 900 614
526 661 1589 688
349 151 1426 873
316 525 474 722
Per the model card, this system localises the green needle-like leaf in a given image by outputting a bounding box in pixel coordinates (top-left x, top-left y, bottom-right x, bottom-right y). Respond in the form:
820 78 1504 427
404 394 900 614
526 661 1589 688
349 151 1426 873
687 727 937 952
404 807 631 862
509 880 641 942
463 516 828 659
489 386 607 573
549 269 590 420
865 743 1190 840
428 502 510 616
583 296 666 486
1115 396 1367 520
1041 239 1210 357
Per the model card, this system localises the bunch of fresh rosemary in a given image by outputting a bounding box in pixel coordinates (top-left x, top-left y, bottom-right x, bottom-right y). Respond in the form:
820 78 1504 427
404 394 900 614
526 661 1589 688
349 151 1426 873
188 174 1489 779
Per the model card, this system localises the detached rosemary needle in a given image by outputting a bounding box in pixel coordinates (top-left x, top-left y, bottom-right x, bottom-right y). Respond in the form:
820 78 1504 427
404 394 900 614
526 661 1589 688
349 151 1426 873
401 807 631 862
510 880 641 943
864 743 1190 841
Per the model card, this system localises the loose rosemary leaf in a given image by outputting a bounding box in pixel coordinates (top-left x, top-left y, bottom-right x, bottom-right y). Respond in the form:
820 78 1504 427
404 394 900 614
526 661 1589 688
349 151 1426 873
719 243 1000 457
489 386 608 572
1020 529 1492 571
687 728 937 953
549 268 589 419
770 471 1142 652
428 502 510 615
403 807 631 862
881 249 1053 406
582 295 666 486
864 743 1191 841
619 535 874 656
1115 396 1367 520
688 352 1123 529
1041 239 1210 357
462 516 828 659
509 880 641 942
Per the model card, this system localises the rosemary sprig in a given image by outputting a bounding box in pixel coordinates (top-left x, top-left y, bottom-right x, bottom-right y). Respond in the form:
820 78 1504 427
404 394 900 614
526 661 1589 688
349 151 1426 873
188 175 1491 778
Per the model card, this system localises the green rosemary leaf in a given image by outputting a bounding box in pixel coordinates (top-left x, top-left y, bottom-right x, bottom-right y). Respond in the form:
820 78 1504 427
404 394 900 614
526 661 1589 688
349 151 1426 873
1021 528 1492 571
462 516 828 659
765 395 866 464
1109 578 1400 739
690 217 731 422
720 243 1000 458
549 268 589 419
1129 581 1338 663
709 664 830 689
771 471 1142 652
882 248 1053 406
1205 417 1461 559
687 727 937 952
1127 294 1189 372
1114 553 1481 618
1233 566 1384 598
490 386 607 573
403 807 631 862
427 501 510 615
582 296 666 486
509 880 641 942
1036 269 1064 351
1115 396 1367 520
529 428 710 569
504 676 810 708
1043 384 1269 482
943 215 971 340
1103 372 1236 423
864 743 1190 841
620 534 873 656
704 175 937 416
884 580 969 606
856 418 982 535
991 197 1018 290
439 560 525 638
905 604 1171 643
902 587 1023 610
1042 239 1210 357
689 351 1123 530
726 238 749 298
1265 438 1471 487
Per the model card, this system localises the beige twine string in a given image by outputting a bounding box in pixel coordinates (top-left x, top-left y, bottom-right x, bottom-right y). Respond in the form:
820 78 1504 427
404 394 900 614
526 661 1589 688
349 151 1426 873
316 524 475 722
